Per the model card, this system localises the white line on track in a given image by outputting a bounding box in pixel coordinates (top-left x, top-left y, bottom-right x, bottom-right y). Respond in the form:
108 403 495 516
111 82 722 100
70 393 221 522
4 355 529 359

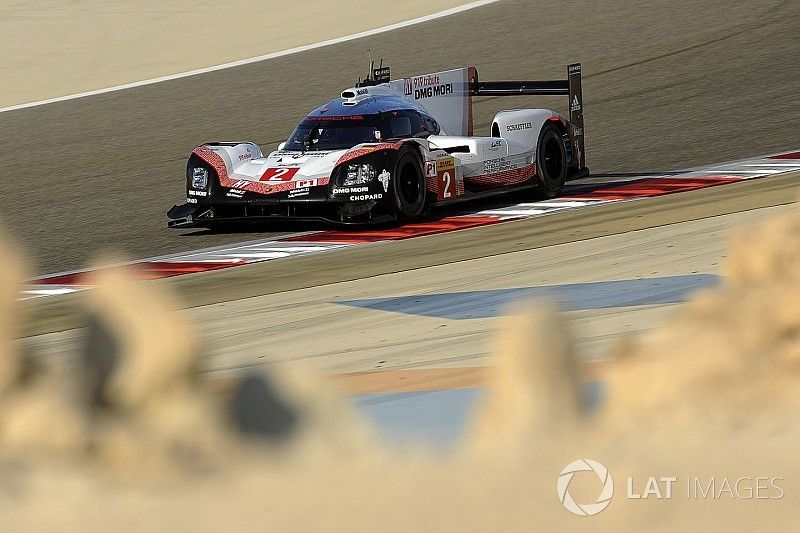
516 201 600 208
703 169 785 174
478 209 551 216
0 0 501 114
742 163 800 167
222 253 293 259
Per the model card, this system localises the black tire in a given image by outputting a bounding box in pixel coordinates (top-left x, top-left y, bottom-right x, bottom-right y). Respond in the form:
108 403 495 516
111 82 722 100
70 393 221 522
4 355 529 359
391 146 427 222
534 124 567 199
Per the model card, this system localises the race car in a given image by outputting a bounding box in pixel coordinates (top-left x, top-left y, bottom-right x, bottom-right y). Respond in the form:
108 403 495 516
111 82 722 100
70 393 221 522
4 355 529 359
167 62 588 227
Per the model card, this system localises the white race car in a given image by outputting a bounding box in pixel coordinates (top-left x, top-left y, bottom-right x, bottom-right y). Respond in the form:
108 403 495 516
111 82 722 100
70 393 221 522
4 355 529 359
168 62 588 227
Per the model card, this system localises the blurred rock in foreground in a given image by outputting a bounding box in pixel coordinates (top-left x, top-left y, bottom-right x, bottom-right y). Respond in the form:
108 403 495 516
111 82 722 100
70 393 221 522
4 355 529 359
1 202 800 530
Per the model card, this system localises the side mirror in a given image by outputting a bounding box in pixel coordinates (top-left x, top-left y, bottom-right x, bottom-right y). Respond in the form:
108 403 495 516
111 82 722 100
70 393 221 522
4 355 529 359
277 142 287 150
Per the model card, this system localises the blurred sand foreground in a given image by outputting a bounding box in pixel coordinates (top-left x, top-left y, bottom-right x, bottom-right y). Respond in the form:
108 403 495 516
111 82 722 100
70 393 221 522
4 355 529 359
1 198 800 529
0 0 473 108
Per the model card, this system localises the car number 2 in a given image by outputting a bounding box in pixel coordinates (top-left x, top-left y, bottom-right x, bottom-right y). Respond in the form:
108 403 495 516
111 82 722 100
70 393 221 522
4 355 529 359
260 167 299 182
441 171 452 198
436 161 457 201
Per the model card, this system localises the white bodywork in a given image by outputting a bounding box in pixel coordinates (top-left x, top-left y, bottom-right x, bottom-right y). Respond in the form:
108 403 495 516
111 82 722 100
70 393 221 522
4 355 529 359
191 67 563 198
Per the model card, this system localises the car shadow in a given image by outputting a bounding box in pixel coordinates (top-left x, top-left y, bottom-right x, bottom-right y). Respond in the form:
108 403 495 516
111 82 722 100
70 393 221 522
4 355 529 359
176 219 339 237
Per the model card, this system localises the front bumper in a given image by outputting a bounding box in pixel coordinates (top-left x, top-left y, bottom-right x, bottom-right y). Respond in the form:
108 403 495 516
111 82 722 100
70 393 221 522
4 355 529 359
167 181 391 228
166 202 394 227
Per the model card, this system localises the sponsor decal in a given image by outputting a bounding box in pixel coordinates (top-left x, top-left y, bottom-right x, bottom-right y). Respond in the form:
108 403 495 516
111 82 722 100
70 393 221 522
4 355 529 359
412 74 440 88
306 115 366 122
409 73 456 99
436 156 456 173
571 95 581 112
188 190 208 197
349 193 383 201
186 198 198 204
333 187 369 195
378 169 390 192
356 88 369 96
414 83 453 100
227 189 245 198
490 139 503 149
238 152 253 161
232 179 250 189
372 66 391 83
288 187 310 198
506 122 532 132
295 179 318 188
484 157 514 173
273 150 332 159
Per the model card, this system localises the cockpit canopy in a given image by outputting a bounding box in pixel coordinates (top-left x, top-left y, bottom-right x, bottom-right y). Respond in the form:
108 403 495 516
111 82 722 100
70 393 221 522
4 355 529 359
283 96 441 151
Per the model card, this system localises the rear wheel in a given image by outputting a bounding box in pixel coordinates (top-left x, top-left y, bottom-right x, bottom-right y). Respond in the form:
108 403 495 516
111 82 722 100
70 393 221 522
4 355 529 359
392 147 427 222
534 124 567 199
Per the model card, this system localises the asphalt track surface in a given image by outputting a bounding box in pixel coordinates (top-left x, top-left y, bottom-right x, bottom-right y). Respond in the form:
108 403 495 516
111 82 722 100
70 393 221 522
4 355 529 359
1 0 799 274
23 171 799 337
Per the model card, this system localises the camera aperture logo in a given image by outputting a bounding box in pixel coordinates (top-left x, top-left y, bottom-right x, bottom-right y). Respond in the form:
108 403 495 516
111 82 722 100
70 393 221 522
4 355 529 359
557 459 614 516
557 459 785 517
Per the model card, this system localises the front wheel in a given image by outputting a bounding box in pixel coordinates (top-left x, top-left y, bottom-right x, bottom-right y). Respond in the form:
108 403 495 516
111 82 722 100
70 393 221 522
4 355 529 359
391 147 427 222
534 124 567 199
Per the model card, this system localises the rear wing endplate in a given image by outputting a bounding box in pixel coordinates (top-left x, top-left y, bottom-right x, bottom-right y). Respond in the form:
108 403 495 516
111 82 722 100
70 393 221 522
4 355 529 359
470 63 585 169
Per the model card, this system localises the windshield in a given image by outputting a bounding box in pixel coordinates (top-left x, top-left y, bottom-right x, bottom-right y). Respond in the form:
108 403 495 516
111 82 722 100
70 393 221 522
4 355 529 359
284 116 383 151
283 111 438 151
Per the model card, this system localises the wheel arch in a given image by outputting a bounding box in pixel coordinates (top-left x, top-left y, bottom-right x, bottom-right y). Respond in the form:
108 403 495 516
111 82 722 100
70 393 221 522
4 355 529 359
492 109 562 150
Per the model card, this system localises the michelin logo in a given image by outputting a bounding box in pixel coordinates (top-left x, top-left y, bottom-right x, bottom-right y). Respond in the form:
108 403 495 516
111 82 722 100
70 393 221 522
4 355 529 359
378 169 390 192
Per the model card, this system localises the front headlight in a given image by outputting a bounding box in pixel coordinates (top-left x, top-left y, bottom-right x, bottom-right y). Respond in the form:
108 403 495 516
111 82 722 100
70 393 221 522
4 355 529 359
191 167 209 189
343 163 376 186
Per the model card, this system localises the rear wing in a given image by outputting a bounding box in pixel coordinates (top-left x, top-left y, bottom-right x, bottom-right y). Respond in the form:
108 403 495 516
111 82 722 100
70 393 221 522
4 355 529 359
470 63 585 169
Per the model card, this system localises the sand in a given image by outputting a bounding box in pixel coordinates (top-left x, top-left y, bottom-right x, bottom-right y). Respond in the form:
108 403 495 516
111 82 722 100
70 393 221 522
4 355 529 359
0 0 474 108
3 195 800 529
